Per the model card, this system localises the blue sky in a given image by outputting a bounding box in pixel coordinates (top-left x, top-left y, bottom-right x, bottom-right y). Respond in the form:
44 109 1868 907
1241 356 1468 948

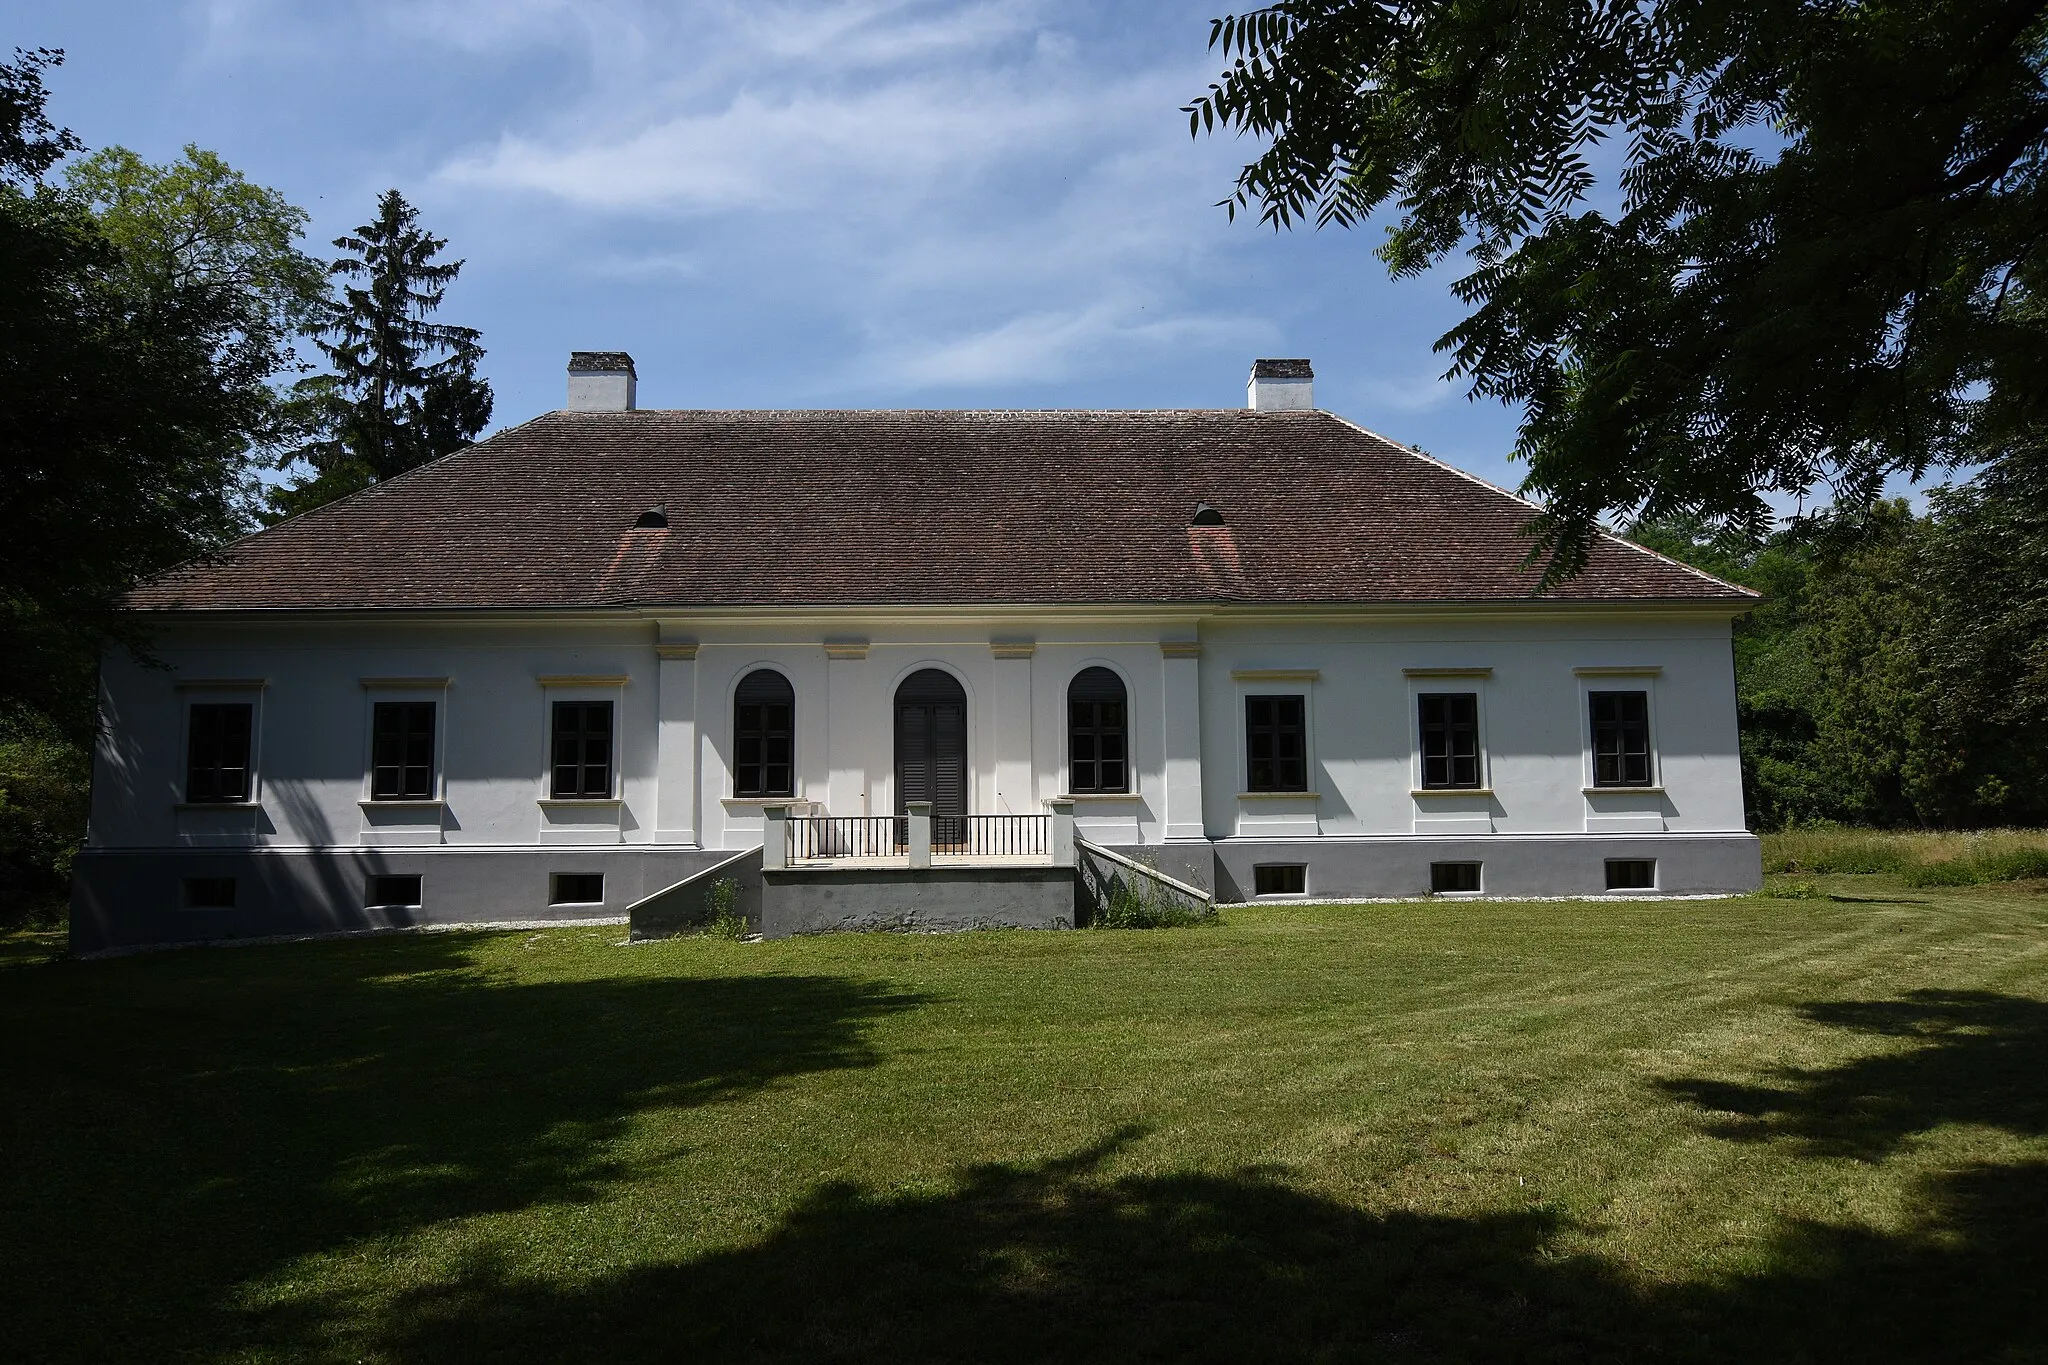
17 1 1531 481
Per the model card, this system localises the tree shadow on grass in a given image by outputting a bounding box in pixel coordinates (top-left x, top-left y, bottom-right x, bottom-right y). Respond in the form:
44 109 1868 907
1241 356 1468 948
1657 989 2048 1159
345 1139 2048 1364
0 932 926 1361
278 991 2048 1364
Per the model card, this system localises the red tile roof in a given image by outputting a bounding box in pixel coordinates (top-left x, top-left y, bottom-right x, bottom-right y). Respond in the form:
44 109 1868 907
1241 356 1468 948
129 409 1754 611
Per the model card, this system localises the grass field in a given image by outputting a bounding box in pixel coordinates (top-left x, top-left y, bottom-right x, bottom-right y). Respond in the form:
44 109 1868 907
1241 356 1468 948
3 861 2046 1362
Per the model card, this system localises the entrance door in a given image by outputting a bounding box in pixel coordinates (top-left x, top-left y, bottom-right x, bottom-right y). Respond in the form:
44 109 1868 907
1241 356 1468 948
895 669 968 847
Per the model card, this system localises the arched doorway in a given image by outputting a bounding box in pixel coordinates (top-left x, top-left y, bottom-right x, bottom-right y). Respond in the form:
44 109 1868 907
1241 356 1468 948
895 668 968 847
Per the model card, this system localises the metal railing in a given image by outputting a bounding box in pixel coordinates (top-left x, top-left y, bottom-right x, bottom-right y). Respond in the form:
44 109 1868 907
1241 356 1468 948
949 814 1049 858
787 815 899 861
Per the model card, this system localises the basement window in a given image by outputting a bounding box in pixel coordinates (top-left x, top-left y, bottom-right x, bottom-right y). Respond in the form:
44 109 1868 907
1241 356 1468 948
1605 859 1657 891
551 873 605 906
181 877 236 910
366 874 423 909
1253 864 1306 896
1430 862 1482 894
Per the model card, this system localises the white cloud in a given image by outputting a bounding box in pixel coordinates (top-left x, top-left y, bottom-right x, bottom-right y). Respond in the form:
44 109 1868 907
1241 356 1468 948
419 0 1258 389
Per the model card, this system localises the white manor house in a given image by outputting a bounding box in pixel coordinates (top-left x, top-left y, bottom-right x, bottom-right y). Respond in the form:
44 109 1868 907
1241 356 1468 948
72 355 1761 952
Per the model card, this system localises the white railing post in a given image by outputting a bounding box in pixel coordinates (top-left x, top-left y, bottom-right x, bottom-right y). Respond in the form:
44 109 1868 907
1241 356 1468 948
1049 799 1075 867
763 805 788 870
907 801 933 870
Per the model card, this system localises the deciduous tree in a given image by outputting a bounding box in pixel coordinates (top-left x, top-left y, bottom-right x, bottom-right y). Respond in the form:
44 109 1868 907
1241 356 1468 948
1190 0 2048 576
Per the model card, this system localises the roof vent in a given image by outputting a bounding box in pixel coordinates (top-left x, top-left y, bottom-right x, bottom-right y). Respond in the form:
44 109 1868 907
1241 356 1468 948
568 351 637 412
1247 358 1313 411
1190 502 1225 526
634 504 668 529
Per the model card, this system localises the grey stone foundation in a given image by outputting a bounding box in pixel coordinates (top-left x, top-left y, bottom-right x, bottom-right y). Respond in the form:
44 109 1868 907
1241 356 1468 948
71 831 1760 955
1210 833 1761 902
68 846 734 956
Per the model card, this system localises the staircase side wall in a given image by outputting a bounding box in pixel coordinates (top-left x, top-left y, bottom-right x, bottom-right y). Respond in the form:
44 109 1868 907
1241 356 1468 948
762 866 1075 937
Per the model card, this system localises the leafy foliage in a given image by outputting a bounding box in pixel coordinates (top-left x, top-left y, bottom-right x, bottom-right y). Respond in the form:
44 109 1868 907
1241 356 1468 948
1190 1 2048 578
268 190 492 519
1637 472 2048 829
65 144 329 418
0 51 328 922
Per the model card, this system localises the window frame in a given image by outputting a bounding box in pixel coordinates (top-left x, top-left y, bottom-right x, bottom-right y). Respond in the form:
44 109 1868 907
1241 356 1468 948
1587 688 1656 789
183 700 256 805
369 700 439 802
1253 863 1307 896
550 698 617 801
1243 693 1310 793
1416 692 1484 790
1430 861 1483 894
1604 858 1658 891
732 669 796 799
1066 666 1132 795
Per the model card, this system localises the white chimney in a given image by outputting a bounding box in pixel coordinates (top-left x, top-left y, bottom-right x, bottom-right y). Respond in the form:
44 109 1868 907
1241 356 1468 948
1247 358 1313 411
567 351 637 412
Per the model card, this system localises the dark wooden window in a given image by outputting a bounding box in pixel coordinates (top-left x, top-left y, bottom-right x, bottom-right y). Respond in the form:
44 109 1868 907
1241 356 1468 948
1068 667 1129 794
1605 859 1656 891
186 703 253 804
1418 693 1481 789
1431 862 1481 893
1254 864 1306 895
371 702 436 800
181 877 236 910
551 701 614 799
1590 691 1653 787
551 873 605 905
366 874 422 908
733 670 794 798
1245 695 1307 792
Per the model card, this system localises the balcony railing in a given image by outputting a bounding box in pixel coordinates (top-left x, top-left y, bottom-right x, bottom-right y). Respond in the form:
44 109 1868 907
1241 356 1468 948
777 809 1058 865
788 815 898 861
947 814 1048 858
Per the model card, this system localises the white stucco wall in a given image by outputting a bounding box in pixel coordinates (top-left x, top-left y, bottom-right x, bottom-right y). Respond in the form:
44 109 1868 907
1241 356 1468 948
88 606 1747 855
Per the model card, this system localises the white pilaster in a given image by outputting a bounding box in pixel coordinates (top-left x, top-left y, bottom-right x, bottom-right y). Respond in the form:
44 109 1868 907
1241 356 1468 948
824 639 869 817
991 639 1035 813
654 640 699 845
1161 640 1206 841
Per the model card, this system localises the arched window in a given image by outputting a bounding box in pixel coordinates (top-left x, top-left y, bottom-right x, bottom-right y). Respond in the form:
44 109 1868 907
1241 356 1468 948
1068 667 1129 794
734 669 794 797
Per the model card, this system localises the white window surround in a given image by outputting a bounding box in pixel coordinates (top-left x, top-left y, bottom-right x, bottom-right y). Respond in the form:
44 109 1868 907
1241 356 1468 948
536 675 628 805
1060 659 1140 801
724 662 803 803
1232 671 1317 801
1578 671 1663 793
174 679 266 808
358 677 450 806
1405 669 1493 797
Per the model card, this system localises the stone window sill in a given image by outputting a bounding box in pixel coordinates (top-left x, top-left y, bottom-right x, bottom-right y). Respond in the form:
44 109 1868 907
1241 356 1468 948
1411 788 1495 798
1583 786 1665 795
173 801 260 810
538 798 623 808
359 798 444 810
1236 791 1319 800
1057 792 1141 802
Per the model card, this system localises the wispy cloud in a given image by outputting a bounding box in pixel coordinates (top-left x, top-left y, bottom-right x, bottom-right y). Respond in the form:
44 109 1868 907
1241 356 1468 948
409 0 1253 390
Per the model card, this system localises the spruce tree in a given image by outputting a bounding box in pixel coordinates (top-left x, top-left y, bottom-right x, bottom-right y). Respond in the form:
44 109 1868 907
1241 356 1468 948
269 189 492 519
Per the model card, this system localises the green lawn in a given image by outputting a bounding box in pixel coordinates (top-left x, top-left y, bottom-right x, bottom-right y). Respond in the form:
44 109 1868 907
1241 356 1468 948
3 872 2045 1363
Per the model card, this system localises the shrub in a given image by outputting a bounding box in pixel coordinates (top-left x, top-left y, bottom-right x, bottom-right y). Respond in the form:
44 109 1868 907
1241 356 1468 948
700 878 749 939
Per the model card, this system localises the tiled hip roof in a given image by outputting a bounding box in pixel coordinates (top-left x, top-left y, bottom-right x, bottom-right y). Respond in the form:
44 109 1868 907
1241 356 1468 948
129 409 1754 611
